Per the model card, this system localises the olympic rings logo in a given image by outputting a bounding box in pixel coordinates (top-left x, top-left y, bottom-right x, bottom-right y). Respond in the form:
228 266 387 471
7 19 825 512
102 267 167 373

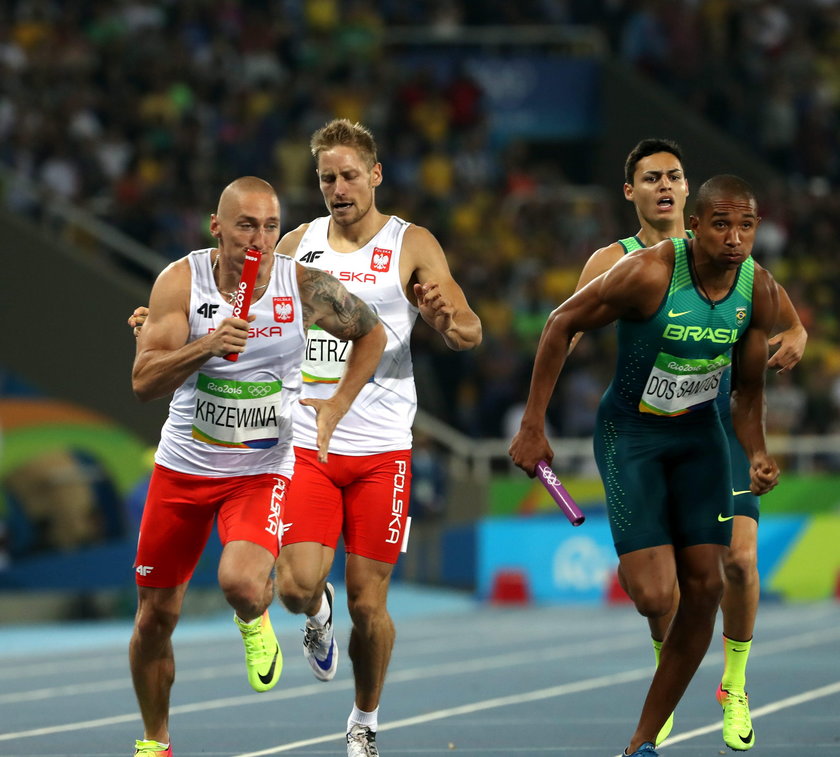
248 385 273 397
542 470 560 487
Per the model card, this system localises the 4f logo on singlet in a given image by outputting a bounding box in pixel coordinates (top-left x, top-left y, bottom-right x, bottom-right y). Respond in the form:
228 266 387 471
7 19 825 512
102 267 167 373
372 247 392 272
300 250 324 264
197 302 220 318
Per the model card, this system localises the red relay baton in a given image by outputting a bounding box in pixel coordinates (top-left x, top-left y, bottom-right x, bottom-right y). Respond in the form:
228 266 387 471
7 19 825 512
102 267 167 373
536 460 585 526
223 247 262 362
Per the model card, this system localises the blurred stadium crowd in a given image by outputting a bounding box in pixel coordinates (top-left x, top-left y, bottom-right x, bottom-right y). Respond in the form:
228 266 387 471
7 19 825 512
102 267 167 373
1 0 839 443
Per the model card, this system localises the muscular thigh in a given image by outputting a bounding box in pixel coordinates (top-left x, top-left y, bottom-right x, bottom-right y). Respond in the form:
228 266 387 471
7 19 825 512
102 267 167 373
283 448 411 564
215 473 286 557
136 465 286 588
343 450 411 565
135 465 217 588
282 447 344 549
666 421 733 550
594 418 670 555
595 414 733 555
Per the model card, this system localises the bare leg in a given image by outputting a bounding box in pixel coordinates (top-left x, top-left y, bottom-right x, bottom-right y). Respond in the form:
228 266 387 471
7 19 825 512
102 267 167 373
618 563 678 643
218 539 277 621
276 541 336 614
345 553 395 712
129 583 188 744
720 516 759 641
627 544 726 751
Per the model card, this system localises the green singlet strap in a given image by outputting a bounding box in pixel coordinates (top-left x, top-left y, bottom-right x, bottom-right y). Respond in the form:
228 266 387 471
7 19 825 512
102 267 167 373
618 236 644 254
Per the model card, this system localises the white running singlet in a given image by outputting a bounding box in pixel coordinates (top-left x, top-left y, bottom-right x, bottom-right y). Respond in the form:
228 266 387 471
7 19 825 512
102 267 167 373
293 216 418 454
155 249 306 477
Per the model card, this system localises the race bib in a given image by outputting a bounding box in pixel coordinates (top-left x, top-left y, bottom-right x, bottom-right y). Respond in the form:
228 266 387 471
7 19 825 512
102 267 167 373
302 325 352 384
639 352 730 416
192 374 282 448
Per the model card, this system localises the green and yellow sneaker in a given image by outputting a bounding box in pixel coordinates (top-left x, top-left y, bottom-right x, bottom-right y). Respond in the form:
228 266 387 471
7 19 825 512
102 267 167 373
134 739 172 756
717 683 755 750
234 610 283 692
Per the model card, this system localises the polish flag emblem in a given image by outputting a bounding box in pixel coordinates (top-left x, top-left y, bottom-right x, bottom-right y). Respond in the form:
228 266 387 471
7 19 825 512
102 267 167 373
371 248 392 272
273 297 294 323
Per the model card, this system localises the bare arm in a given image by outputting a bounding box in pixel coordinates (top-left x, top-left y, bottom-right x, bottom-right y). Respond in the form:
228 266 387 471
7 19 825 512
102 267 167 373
131 260 253 402
731 266 780 495
568 243 625 354
296 264 387 460
402 225 482 350
509 249 667 475
767 281 807 373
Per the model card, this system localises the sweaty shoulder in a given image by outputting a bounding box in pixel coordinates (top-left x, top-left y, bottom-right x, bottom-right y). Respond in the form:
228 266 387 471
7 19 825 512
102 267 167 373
575 241 627 292
752 260 776 290
609 238 673 277
275 223 310 257
600 240 674 317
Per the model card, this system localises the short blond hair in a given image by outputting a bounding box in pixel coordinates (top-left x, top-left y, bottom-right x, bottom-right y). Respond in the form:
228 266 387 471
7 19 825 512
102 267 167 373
310 119 378 169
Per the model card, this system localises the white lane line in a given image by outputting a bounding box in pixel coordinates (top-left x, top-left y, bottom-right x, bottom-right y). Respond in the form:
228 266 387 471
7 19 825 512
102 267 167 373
0 633 645 742
1 621 838 745
0 630 639 708
628 679 840 756
233 667 657 757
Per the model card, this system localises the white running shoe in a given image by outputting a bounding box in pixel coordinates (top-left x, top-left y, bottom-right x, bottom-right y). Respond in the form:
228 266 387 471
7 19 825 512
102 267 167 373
346 725 379 757
303 581 338 681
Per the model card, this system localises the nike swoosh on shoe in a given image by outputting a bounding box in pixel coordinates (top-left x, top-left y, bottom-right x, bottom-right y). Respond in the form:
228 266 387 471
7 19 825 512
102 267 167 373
314 641 334 671
257 645 280 684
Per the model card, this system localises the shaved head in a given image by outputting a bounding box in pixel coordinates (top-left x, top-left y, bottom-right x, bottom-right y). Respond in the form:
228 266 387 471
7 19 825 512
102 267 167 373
217 176 278 217
694 175 756 217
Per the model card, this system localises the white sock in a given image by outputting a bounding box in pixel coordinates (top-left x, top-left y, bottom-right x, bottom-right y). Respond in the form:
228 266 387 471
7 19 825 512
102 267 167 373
310 591 330 626
348 705 378 732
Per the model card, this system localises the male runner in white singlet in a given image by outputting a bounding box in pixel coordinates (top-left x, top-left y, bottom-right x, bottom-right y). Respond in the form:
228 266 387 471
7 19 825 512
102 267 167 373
128 176 385 757
275 119 482 757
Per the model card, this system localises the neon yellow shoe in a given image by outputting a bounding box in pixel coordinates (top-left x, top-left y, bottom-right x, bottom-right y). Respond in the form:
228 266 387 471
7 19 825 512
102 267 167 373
134 739 172 756
655 711 674 746
234 610 283 692
717 684 755 750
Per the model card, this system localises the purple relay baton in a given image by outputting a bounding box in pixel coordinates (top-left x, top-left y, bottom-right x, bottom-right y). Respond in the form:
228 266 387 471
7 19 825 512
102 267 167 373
536 460 585 526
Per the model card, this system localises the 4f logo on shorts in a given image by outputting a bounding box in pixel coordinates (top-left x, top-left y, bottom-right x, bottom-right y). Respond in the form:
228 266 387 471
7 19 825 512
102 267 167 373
371 248 392 272
273 297 294 323
136 565 155 576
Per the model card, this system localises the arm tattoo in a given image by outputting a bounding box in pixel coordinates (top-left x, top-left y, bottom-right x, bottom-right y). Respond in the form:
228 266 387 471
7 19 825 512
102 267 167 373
300 267 379 339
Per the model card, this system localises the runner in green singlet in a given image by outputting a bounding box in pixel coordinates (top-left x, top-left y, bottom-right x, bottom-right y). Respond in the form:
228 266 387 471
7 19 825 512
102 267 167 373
571 139 807 751
510 174 780 757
